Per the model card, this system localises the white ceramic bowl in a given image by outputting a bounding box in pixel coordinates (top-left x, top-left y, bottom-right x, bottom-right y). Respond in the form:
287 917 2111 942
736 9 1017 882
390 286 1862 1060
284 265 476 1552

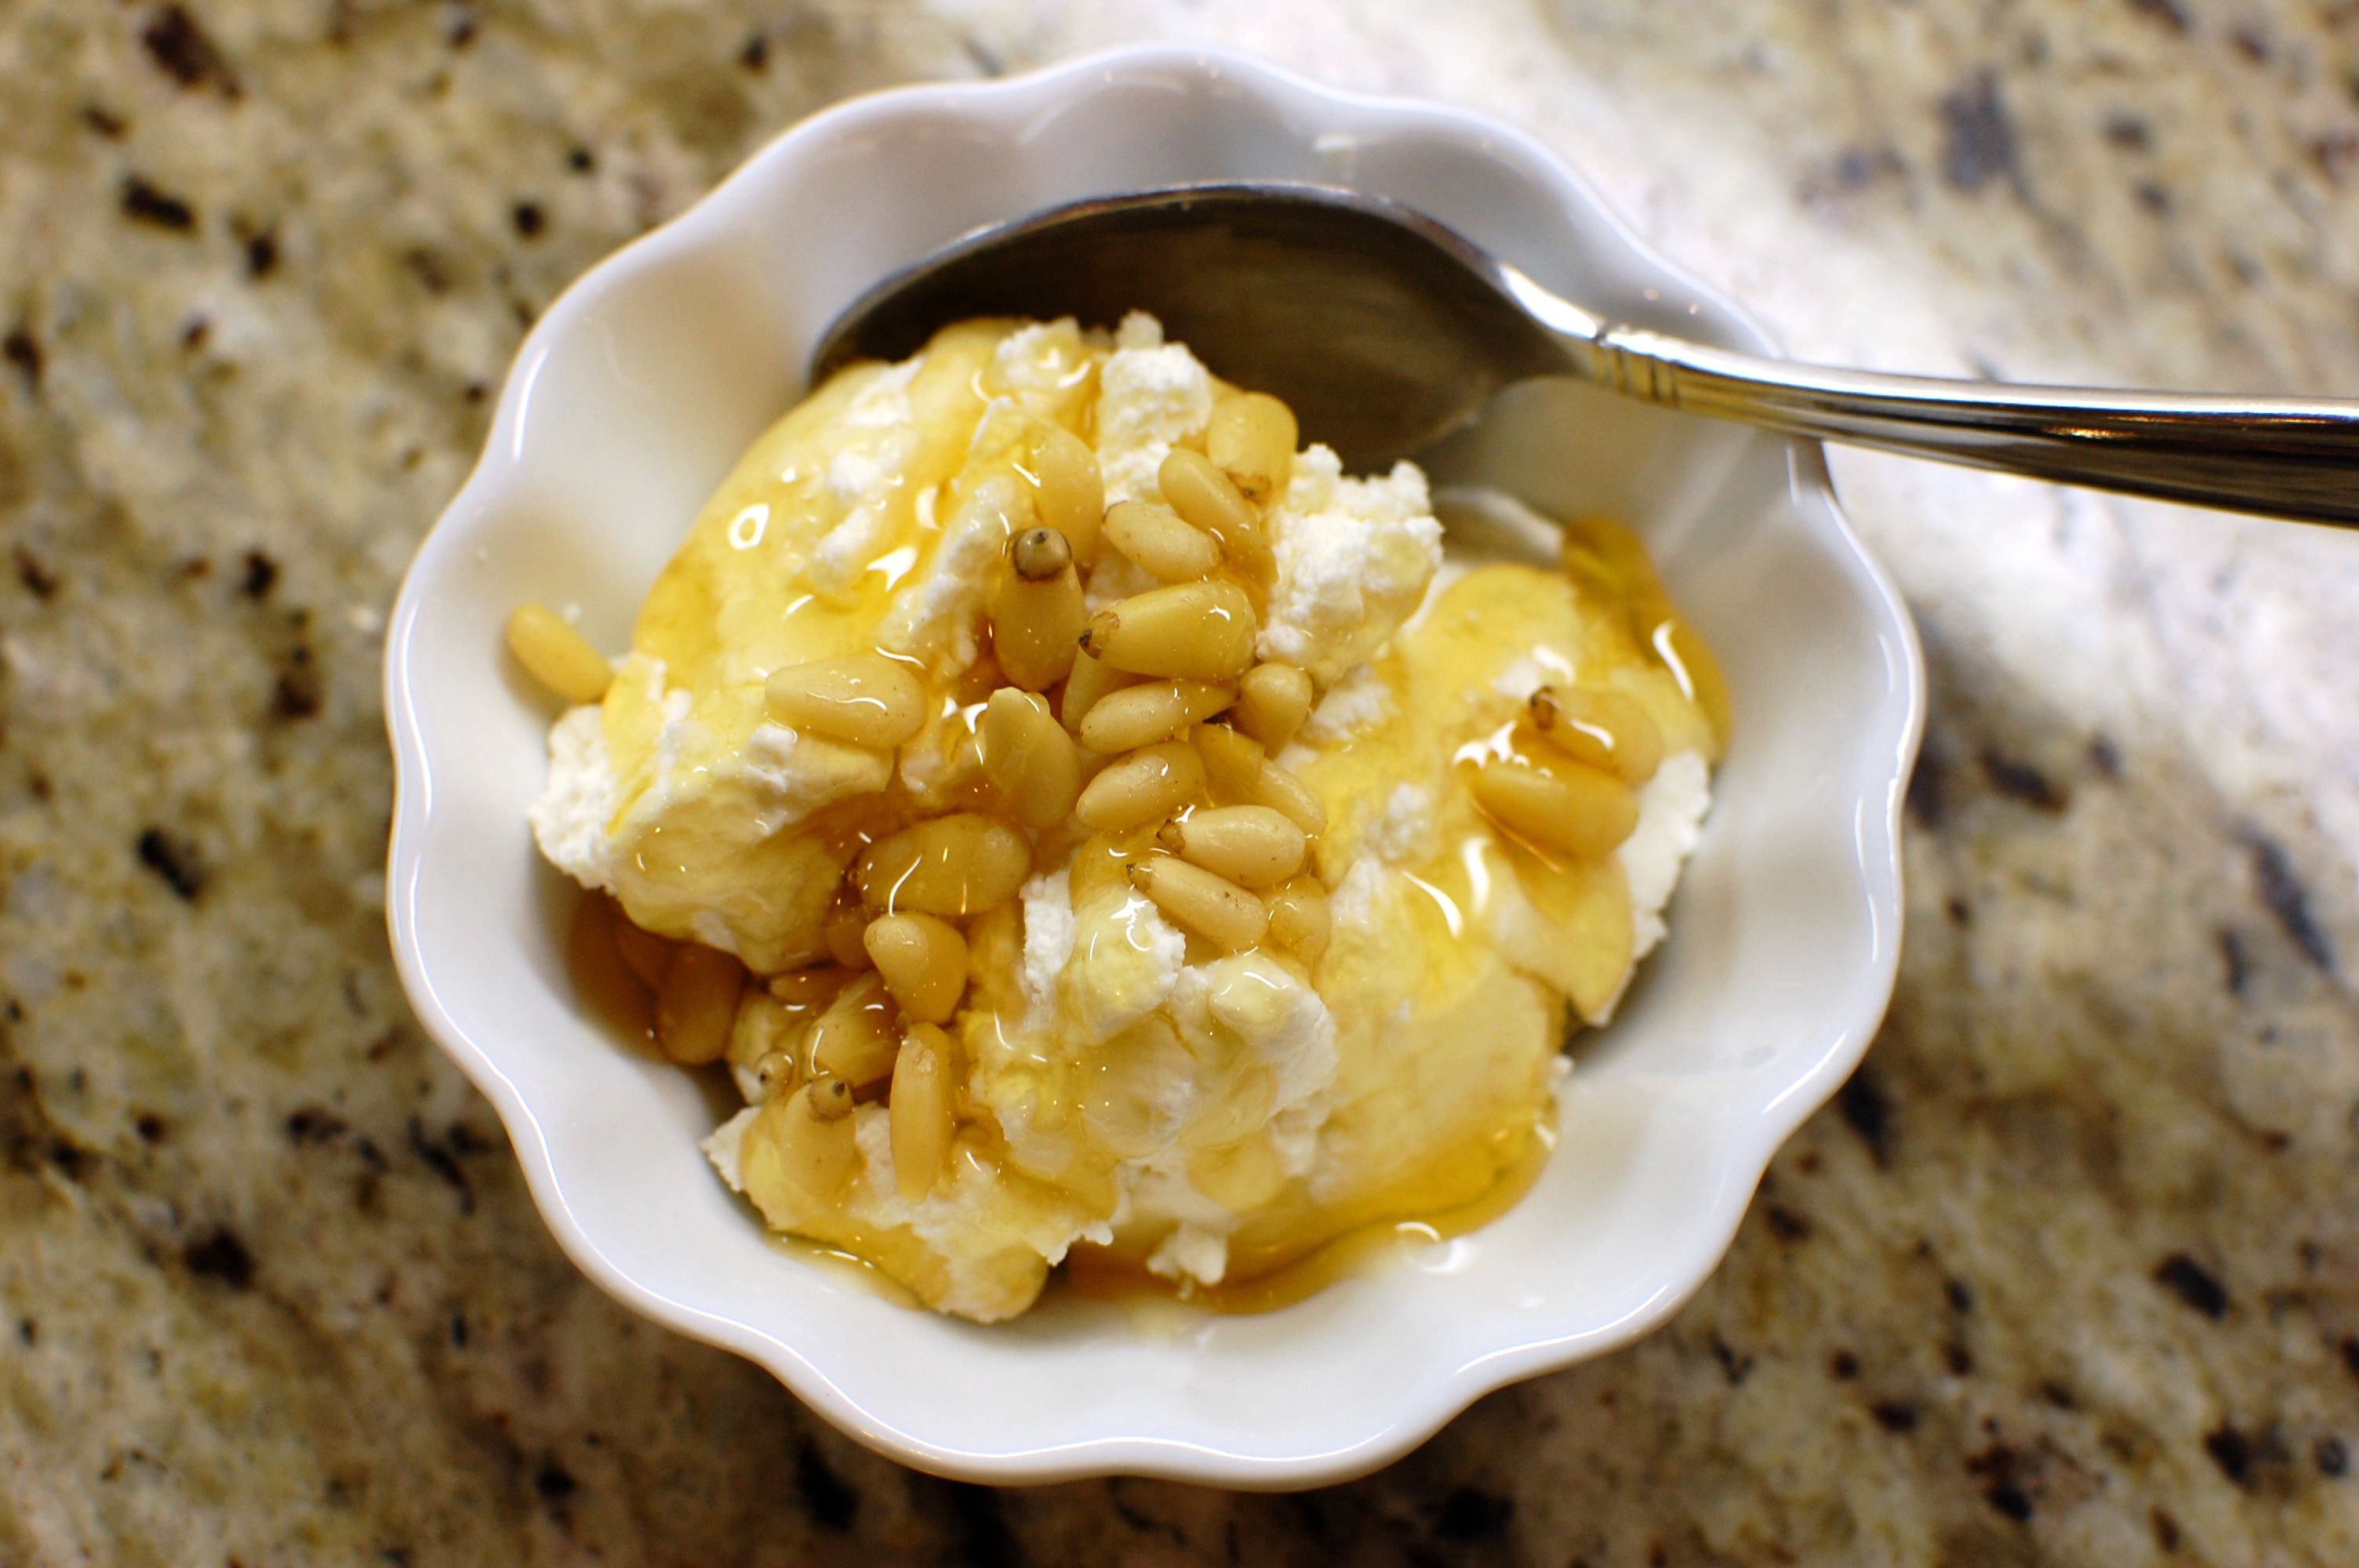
385 45 1923 1488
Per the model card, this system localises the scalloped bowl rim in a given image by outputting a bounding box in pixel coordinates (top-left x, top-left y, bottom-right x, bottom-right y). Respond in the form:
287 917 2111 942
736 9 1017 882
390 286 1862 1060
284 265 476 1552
385 44 1924 1487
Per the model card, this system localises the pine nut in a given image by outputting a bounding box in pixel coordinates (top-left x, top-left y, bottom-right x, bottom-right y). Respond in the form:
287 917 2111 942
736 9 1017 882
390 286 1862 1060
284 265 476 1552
1158 447 1272 579
1263 875 1331 962
1128 856 1267 953
978 688 1081 828
741 1085 857 1217
1158 804 1307 889
805 971 901 1086
1023 423 1105 563
1104 499 1222 582
506 602 612 705
1469 757 1639 859
1192 720 1265 800
805 1075 855 1121
611 913 678 992
1079 581 1257 680
1529 684 1664 785
823 908 872 969
1075 740 1205 832
989 526 1087 691
1078 678 1235 753
1059 645 1136 735
654 943 743 1065
751 1048 799 1102
863 913 969 1025
1231 662 1314 754
729 990 792 1066
889 1022 955 1202
1255 762 1326 837
856 813 1033 916
765 652 926 749
1206 392 1296 506
1193 723 1328 836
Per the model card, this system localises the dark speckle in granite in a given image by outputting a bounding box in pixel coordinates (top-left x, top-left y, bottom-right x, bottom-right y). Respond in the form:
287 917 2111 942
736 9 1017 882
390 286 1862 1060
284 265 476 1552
2154 1252 2230 1319
141 5 242 97
1837 1065 1894 1165
1979 747 2067 812
794 1438 859 1530
1938 69 2023 194
1432 1485 1516 1542
119 174 196 230
2247 832 2334 971
134 828 206 901
2 327 39 390
180 1227 256 1290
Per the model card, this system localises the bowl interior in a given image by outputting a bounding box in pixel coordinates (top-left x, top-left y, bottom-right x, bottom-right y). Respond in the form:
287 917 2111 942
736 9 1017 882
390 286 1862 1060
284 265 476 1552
388 47 1918 1486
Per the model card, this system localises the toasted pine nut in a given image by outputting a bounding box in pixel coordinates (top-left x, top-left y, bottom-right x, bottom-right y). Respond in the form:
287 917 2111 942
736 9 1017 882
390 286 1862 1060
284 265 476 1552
751 1048 799 1102
823 908 872 969
742 1087 856 1218
1192 724 1327 835
506 603 612 705
1104 499 1221 583
1529 684 1664 785
1158 804 1307 889
655 943 744 1065
1076 740 1205 832
805 971 901 1086
1263 875 1331 961
806 1075 856 1120
1470 757 1639 859
612 913 678 991
1192 720 1267 800
863 913 969 1025
1158 448 1272 579
765 653 926 749
1078 678 1235 754
1129 856 1267 952
1023 423 1105 562
1231 662 1314 754
987 528 1087 691
978 688 1081 829
1079 581 1257 680
1009 524 1070 583
1253 757 1327 837
729 991 792 1067
856 813 1033 916
889 1022 955 1201
1206 392 1296 506
1060 646 1136 735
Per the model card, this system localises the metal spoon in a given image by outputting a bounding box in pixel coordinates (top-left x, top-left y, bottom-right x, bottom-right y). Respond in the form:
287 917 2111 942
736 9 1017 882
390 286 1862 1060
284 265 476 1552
813 181 2359 528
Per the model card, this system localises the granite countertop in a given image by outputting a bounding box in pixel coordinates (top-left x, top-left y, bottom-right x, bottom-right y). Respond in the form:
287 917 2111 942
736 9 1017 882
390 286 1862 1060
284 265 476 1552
3 1 2357 1563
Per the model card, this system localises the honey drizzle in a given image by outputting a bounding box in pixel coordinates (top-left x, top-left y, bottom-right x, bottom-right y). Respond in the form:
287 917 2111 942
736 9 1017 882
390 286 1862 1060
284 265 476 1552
1060 1111 1557 1316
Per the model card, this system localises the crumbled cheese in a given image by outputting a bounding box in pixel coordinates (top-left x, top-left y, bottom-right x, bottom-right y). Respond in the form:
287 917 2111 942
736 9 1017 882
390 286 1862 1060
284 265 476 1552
1093 334 1213 505
1298 661 1395 743
1060 885 1187 1040
528 704 619 890
1259 446 1443 684
1019 869 1077 1026
1619 751 1712 964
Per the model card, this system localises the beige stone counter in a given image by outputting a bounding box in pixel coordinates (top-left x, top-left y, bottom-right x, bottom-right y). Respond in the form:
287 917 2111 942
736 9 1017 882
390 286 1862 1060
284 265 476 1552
2 2 2355 1562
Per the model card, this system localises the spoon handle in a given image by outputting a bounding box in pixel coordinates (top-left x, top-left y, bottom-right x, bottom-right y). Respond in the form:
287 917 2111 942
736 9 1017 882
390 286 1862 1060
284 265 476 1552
1569 328 2359 528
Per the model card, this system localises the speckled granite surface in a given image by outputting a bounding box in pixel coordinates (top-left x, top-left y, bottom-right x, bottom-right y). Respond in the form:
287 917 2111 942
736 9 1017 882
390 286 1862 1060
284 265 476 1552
3 1 2357 1563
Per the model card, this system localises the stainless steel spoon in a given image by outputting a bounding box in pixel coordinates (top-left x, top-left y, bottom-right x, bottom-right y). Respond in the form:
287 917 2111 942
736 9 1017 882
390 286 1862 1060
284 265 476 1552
813 181 2359 528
